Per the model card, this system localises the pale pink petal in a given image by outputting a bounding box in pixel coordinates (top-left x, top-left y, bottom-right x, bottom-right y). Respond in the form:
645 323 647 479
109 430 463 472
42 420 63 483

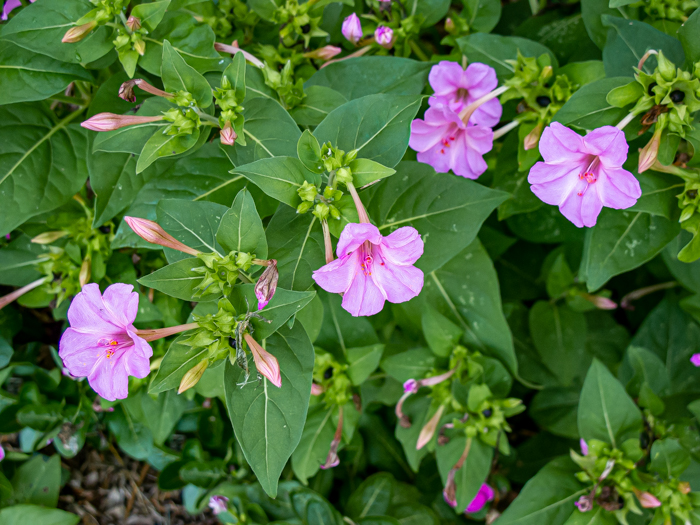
381 227 424 265
125 330 153 377
464 63 498 97
471 98 502 128
466 125 494 155
528 161 579 185
313 252 359 294
583 126 628 167
371 252 423 303
530 173 579 206
58 328 102 377
598 167 642 206
539 122 587 163
67 284 125 334
429 61 465 98
341 270 386 316
580 188 604 227
558 190 585 228
410 118 446 152
102 283 139 327
336 223 382 257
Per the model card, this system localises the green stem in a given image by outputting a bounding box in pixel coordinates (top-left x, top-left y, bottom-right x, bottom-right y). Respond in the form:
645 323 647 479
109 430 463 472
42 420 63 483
197 111 220 125
408 40 429 62
50 93 87 107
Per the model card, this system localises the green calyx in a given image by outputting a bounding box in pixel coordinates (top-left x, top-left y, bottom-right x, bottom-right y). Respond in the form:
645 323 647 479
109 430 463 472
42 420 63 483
191 251 255 298
182 297 239 365
162 106 200 136
272 0 327 47
313 352 353 407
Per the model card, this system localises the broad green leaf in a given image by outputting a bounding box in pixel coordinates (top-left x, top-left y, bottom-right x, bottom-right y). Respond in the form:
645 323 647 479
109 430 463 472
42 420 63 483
506 205 585 244
629 169 685 219
579 209 680 291
406 0 450 26
0 505 79 525
149 333 205 394
395 395 431 471
663 232 700 293
346 473 394 519
141 390 187 447
161 40 212 108
290 85 347 127
0 41 93 105
232 156 318 208
436 437 493 513
222 98 300 167
554 77 631 130
0 242 50 286
367 161 509 274
0 104 88 236
266 205 325 291
290 486 344 525
496 457 585 525
316 291 380 352
381 348 435 383
0 0 114 64
305 57 431 100
216 188 267 258
222 52 246 102
156 199 228 263
230 284 316 340
463 0 502 33
563 508 617 525
347 344 385 385
10 454 60 507
679 8 700 65
421 306 463 357
493 132 543 220
16 403 62 432
130 0 170 33
530 387 580 439
297 129 324 173
291 404 336 484
138 258 208 301
618 346 670 398
580 0 620 49
105 404 154 460
649 438 691 479
248 0 284 20
314 95 422 169
348 159 396 188
224 323 314 497
578 359 642 447
136 128 201 174
601 15 685 77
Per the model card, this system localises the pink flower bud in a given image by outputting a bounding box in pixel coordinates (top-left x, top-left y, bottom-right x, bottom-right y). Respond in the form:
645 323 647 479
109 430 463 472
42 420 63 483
580 438 588 456
444 17 455 33
303 45 342 61
575 495 593 512
119 79 172 103
581 293 617 310
443 470 457 508
321 407 344 469
124 216 202 256
374 26 393 48
636 491 661 508
342 13 363 44
245 333 282 388
254 260 278 310
126 15 141 32
311 383 325 395
524 122 543 151
208 495 229 515
214 41 264 68
466 484 495 513
0 277 48 311
220 121 237 146
638 129 662 173
62 21 97 43
81 113 164 132
691 353 700 367
416 405 445 450
403 378 418 393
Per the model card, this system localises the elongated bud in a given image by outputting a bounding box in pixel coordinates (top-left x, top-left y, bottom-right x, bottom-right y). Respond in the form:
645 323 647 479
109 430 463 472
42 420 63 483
580 439 588 456
638 128 662 173
633 489 661 508
133 38 146 56
321 220 334 264
395 390 413 428
126 15 141 32
679 482 691 494
214 41 264 68
124 216 202 256
179 359 208 394
244 333 282 387
321 406 343 470
581 293 617 310
136 322 199 342
220 120 237 146
62 21 97 43
303 45 342 61
119 79 173 102
0 277 49 311
524 122 543 151
416 404 445 450
31 231 68 244
254 260 278 310
311 383 325 395
79 259 91 288
445 17 455 33
347 183 371 224
443 469 457 508
81 113 164 132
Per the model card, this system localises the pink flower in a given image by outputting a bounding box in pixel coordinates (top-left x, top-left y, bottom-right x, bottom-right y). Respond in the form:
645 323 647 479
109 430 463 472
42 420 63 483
0 444 4 462
312 223 424 317
342 13 363 44
692 354 700 367
208 495 229 515
409 104 493 179
580 439 588 455
2 0 34 20
466 484 495 513
428 61 502 127
58 284 153 402
375 26 393 48
528 122 641 228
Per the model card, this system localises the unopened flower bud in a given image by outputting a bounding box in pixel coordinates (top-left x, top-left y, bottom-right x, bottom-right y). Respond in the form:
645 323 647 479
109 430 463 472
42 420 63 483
119 79 173 103
374 26 393 49
540 65 553 82
179 359 208 393
126 15 141 32
575 495 593 512
214 41 264 68
635 490 661 508
523 122 543 151
657 51 676 82
298 180 318 202
208 495 229 515
31 231 68 244
445 17 455 33
336 167 353 184
679 481 691 494
254 260 278 310
124 216 202 256
581 293 617 310
62 21 97 43
416 405 445 450
303 45 342 61
79 259 91 288
341 13 363 44
81 113 164 132
133 38 146 56
638 128 662 173
220 121 237 146
0 277 48 311
244 333 282 387
443 469 457 508
404 378 419 393
297 201 314 214
311 383 325 395
580 438 588 456
321 407 343 470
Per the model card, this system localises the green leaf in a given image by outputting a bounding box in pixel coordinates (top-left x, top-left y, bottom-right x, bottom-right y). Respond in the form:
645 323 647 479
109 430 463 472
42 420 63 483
493 132 543 220
232 156 319 208
305 57 430 100
678 8 700 65
580 0 620 49
141 390 187 447
156 199 228 262
161 40 212 108
0 505 79 525
618 345 670 398
149 333 205 394
11 454 60 507
578 359 642 447
629 169 685 219
0 0 114 64
579 209 680 292
136 128 201 174
222 98 300 167
348 159 396 188
106 404 154 460
436 437 493 513
601 15 686 77
649 438 691 479
138 258 208 301
0 41 93 105
248 0 284 20
496 457 585 525
130 0 170 33
266 205 325 291
290 85 348 127
0 104 88 236
346 473 394 519
291 404 336 484
297 129 324 174
316 291 380 351
222 52 246 102
421 306 463 357
16 403 62 432
224 323 314 498
530 387 580 439
381 348 435 383
216 188 267 258
347 344 385 385
367 161 509 274
554 77 631 130
314 95 422 169
463 0 502 33
406 0 450 26
395 395 431 471
230 284 316 340
563 508 617 525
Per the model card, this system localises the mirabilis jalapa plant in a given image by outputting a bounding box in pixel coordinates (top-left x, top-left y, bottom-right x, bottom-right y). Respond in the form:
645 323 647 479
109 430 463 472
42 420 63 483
5 0 700 523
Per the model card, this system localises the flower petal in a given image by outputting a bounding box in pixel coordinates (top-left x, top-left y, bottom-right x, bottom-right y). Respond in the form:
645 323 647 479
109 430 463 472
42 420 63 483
583 126 628 167
372 250 424 304
313 252 359 294
580 188 604 227
59 328 102 377
539 122 587 164
597 167 642 208
67 283 125 334
471 98 502 128
464 63 498 97
341 270 386 316
102 283 139 327
381 227 424 265
336 223 382 257
558 189 585 228
429 61 465 98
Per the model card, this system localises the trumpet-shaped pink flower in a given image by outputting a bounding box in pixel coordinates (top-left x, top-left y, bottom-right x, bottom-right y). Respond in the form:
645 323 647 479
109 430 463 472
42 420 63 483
409 104 493 179
528 122 641 228
466 484 495 513
429 61 502 127
313 223 424 317
342 13 363 43
58 284 152 402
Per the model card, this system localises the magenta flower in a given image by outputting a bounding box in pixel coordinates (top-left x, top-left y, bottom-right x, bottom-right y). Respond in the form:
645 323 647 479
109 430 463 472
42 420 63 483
0 444 4 462
313 223 424 317
428 61 501 127
208 495 229 515
409 103 493 179
342 13 363 44
528 122 641 228
466 484 495 513
691 354 700 367
2 0 34 21
375 26 393 48
58 284 153 402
